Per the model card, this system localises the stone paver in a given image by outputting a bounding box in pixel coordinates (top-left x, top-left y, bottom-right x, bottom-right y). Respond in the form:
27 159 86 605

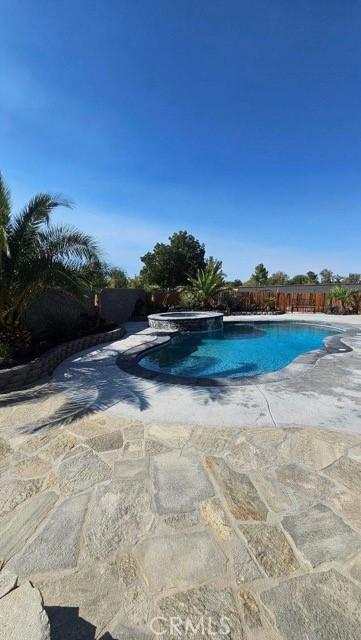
8 493 89 575
323 455 361 491
152 450 214 514
206 456 268 521
0 581 50 640
85 430 124 452
282 503 361 566
239 523 300 577
84 480 153 560
56 446 111 494
0 478 43 518
0 492 58 560
261 569 361 639
275 463 336 507
135 531 227 591
0 569 17 599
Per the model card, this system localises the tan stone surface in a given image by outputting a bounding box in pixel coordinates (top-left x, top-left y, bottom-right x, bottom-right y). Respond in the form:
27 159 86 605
206 456 268 521
239 523 300 577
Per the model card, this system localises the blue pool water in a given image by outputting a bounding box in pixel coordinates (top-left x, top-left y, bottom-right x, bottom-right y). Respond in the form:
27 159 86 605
139 322 340 379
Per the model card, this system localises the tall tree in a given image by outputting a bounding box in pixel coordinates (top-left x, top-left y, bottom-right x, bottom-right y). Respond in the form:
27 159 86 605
268 271 289 285
140 230 206 288
289 274 309 285
319 268 334 284
251 263 269 286
306 271 319 284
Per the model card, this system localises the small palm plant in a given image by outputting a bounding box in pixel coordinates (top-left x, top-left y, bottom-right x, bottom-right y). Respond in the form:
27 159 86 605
0 172 100 349
327 286 360 313
188 261 225 308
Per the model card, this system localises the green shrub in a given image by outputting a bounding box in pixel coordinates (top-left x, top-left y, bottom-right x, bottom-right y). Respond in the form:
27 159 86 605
178 290 198 309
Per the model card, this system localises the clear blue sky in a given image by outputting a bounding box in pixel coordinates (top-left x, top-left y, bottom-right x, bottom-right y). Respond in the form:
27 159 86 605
1 0 361 279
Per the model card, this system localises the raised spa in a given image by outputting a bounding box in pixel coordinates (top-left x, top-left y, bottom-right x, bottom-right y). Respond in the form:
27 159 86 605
139 321 342 379
148 311 223 333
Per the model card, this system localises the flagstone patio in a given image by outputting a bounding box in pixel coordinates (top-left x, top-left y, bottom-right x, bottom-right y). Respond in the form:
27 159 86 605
1 406 361 638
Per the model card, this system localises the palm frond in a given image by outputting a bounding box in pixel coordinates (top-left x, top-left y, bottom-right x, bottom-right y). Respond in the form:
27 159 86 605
0 172 11 257
39 224 100 264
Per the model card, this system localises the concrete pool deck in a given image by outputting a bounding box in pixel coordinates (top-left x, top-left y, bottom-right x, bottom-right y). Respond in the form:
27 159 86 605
23 313 361 434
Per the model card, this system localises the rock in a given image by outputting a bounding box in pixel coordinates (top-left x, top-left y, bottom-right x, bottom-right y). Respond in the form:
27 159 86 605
56 447 111 494
122 439 144 459
135 531 227 591
16 431 55 456
228 536 263 584
146 423 192 448
239 523 300 577
0 437 12 470
238 589 264 632
84 481 152 560
323 456 361 491
85 430 124 452
279 430 346 470
206 457 268 521
151 450 214 514
348 444 361 461
226 437 277 471
9 493 89 576
123 424 145 441
275 463 336 507
242 428 284 448
162 511 200 530
144 439 170 455
115 553 150 626
12 455 51 479
250 470 294 512
282 503 361 567
192 427 237 454
113 459 147 480
39 562 120 638
199 498 261 582
350 555 361 582
0 478 43 518
330 489 361 530
68 414 122 438
0 581 50 639
261 569 361 639
200 497 233 540
0 492 58 560
0 569 17 599
156 584 246 638
37 431 79 461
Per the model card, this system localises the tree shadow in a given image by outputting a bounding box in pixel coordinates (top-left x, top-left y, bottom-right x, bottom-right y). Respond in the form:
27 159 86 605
13 340 182 435
46 605 150 640
46 606 99 640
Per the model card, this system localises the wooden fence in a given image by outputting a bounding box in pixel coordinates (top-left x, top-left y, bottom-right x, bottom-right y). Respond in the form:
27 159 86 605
149 288 361 314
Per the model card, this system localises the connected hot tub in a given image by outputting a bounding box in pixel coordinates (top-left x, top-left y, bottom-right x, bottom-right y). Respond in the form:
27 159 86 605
148 311 224 332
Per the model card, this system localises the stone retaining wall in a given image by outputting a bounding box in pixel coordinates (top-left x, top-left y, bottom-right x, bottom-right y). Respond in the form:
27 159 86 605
0 327 125 393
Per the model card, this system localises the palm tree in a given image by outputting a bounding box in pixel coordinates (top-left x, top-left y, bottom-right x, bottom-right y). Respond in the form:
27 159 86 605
327 286 360 313
188 261 225 308
0 172 100 328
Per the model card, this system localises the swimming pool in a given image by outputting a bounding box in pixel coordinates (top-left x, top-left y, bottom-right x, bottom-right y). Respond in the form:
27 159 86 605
138 322 341 379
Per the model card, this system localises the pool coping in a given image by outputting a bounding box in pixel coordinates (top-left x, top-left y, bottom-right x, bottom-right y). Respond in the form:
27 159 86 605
117 319 357 387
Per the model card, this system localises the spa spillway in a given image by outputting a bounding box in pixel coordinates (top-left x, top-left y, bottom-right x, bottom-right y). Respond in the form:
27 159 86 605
148 311 224 332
